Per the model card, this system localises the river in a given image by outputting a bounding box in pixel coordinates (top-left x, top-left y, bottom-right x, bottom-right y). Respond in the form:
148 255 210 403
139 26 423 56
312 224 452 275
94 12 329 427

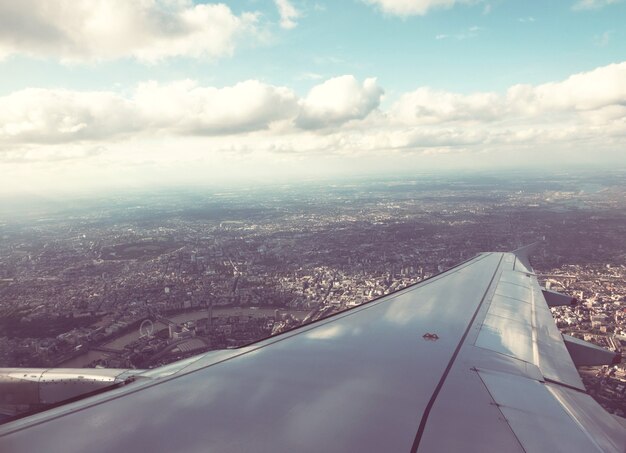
58 307 311 368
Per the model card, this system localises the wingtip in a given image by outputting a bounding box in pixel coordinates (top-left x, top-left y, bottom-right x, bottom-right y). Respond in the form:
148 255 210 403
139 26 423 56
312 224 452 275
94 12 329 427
512 240 544 259
512 240 544 270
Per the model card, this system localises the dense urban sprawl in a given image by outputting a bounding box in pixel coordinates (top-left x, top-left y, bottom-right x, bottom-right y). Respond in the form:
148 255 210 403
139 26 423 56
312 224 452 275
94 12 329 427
0 171 624 413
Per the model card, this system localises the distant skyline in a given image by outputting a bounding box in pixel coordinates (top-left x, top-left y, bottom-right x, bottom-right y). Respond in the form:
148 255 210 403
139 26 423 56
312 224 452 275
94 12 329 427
1 0 625 195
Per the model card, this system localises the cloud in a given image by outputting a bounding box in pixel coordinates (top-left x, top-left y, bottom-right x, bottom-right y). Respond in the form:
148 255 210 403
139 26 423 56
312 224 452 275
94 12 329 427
0 80 301 145
0 88 139 144
391 88 501 123
297 72 325 80
1 64 625 167
391 62 626 124
594 30 612 46
296 76 384 129
364 0 476 16
506 62 626 113
134 80 299 135
434 25 482 40
0 76 385 145
274 0 300 29
2 146 104 163
0 0 258 62
572 0 621 10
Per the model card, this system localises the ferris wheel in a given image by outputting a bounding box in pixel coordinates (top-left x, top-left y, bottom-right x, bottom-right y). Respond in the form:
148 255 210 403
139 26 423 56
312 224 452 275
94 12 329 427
139 319 154 337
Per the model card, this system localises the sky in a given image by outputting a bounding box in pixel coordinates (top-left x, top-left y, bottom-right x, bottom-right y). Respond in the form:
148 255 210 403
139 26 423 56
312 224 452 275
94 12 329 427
0 0 625 195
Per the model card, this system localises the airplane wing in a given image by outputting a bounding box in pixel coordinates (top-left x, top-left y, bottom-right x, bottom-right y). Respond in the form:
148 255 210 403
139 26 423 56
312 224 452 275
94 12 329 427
1 248 625 452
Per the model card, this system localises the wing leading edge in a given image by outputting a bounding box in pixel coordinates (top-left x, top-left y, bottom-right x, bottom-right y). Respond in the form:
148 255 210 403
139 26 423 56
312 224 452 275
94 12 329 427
0 250 624 452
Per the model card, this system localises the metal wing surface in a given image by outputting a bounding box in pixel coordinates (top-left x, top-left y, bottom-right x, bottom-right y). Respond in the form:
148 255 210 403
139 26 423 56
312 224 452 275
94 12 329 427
1 250 625 452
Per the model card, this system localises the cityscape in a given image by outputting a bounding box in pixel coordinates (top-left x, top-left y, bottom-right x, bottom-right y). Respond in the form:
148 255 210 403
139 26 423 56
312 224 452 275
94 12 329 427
1 0 624 448
0 170 624 415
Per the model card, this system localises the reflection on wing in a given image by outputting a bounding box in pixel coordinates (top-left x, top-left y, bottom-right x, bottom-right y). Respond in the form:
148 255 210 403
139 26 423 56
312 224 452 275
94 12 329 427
0 248 624 452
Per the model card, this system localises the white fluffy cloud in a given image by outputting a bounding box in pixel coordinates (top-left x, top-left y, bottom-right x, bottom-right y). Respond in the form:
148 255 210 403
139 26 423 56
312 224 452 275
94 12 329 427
392 88 501 124
392 62 626 123
134 80 299 134
0 76 384 145
0 80 301 144
0 0 258 62
506 62 626 113
1 63 625 163
0 89 138 144
364 0 475 16
274 0 300 29
296 76 384 129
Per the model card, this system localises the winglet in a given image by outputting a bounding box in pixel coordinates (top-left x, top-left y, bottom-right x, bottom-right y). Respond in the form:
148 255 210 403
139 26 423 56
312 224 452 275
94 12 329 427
512 241 543 270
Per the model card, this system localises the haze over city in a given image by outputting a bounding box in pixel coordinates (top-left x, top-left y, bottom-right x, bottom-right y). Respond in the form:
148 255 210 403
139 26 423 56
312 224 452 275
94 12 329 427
0 0 624 196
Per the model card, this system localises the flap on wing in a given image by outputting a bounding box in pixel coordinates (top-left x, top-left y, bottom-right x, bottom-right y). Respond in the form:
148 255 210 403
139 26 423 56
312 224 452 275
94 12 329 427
477 369 614 453
474 261 584 390
563 334 622 367
543 289 577 307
